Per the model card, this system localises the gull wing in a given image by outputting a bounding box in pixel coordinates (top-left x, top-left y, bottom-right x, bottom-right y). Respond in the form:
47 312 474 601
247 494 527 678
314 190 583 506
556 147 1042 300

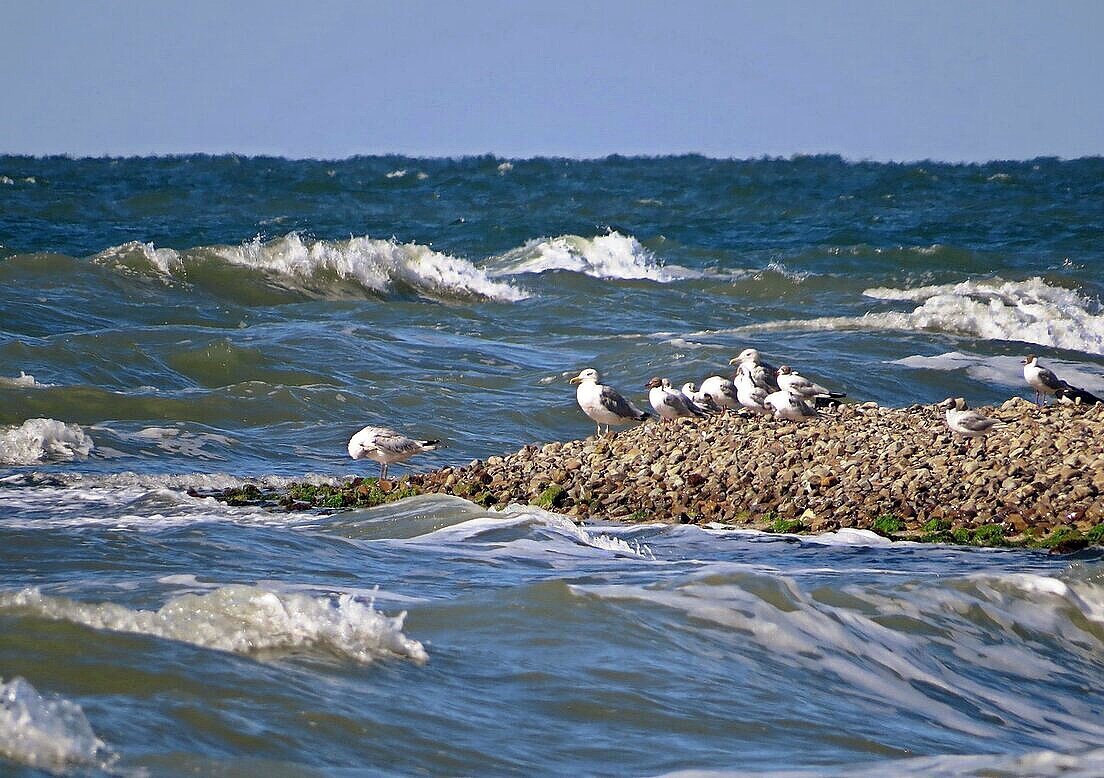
600 385 643 419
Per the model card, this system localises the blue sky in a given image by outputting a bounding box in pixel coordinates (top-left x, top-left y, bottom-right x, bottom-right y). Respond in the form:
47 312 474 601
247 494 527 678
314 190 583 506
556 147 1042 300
2 1 1101 160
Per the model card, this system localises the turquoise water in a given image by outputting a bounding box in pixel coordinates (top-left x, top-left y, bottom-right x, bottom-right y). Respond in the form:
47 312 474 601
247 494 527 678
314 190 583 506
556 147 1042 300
2 155 1104 775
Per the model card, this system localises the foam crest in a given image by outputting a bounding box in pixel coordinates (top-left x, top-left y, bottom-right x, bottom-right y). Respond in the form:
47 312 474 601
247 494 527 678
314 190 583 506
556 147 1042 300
0 419 94 465
488 232 697 282
93 240 182 276
728 277 1104 355
0 676 114 774
0 586 427 665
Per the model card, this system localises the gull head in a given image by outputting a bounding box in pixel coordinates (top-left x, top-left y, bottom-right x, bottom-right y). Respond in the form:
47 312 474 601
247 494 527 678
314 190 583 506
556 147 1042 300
682 382 698 394
938 397 967 411
730 348 760 366
645 377 664 390
571 368 600 385
777 365 793 376
1021 354 1038 366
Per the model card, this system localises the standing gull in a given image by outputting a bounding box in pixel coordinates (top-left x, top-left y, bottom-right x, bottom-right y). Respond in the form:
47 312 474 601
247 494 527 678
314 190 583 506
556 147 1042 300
734 370 771 416
776 366 846 408
1022 355 1102 406
647 377 707 421
939 398 1007 455
698 374 739 412
729 349 780 393
570 368 650 437
347 426 441 480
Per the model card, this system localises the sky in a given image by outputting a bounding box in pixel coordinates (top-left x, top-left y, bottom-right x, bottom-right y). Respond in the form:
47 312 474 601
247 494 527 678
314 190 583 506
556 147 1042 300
2 1 1101 161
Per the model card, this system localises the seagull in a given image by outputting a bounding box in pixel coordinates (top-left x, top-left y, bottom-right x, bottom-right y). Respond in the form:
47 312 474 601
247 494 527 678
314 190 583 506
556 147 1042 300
939 398 1006 455
646 377 707 421
348 426 441 480
570 368 650 437
776 365 846 408
763 389 819 422
729 348 780 393
697 375 739 412
1022 355 1102 407
681 382 723 414
734 370 771 415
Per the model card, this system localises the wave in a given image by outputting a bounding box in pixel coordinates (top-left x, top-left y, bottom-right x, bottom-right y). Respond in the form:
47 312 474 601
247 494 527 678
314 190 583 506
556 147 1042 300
0 419 94 465
0 585 427 665
0 371 46 388
93 234 529 303
0 676 115 774
715 277 1104 355
486 232 699 282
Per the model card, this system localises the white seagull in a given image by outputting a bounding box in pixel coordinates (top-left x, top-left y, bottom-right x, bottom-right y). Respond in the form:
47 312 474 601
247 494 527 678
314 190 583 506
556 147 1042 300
647 377 707 421
697 374 739 412
1022 355 1102 406
570 368 650 437
729 348 780 393
348 426 441 480
939 398 1007 454
763 389 819 422
734 370 771 415
776 365 846 407
681 382 723 414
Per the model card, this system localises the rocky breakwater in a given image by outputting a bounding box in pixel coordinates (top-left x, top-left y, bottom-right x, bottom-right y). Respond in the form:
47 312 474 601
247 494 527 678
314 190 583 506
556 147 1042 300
218 398 1104 549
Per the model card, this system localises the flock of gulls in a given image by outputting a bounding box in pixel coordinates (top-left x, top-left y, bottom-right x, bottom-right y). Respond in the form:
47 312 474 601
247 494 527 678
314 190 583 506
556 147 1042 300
345 350 1102 478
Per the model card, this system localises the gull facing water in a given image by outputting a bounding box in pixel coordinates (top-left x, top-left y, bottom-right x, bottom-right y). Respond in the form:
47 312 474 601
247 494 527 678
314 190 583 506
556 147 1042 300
347 426 441 479
647 377 707 421
776 365 846 407
571 368 650 437
730 348 780 393
1022 355 1102 406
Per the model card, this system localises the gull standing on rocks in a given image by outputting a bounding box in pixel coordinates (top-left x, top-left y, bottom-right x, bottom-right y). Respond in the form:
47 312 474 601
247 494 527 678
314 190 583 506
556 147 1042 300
681 382 722 414
734 371 771 416
647 377 707 421
939 398 1007 455
763 389 819 422
776 366 847 408
730 349 780 393
1022 355 1102 406
570 368 650 437
348 426 441 480
697 374 739 412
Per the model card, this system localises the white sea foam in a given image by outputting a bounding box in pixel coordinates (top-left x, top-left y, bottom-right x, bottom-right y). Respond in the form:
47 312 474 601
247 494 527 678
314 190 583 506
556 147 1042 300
487 232 699 282
0 371 46 388
385 169 407 178
0 585 427 665
712 277 1104 355
0 676 114 774
94 235 529 302
0 419 94 465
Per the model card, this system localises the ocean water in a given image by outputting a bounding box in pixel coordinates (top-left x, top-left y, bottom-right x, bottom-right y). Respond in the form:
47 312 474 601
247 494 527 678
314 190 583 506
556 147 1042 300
2 154 1104 775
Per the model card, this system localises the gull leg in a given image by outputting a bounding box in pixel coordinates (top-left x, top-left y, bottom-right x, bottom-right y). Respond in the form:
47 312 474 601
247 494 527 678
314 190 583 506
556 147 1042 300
380 462 388 480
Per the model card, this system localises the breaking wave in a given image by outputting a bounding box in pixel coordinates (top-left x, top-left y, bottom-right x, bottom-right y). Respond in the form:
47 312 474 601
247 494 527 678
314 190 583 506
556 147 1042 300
487 232 699 282
722 277 1104 355
0 419 94 465
0 585 427 665
94 234 529 303
0 676 115 774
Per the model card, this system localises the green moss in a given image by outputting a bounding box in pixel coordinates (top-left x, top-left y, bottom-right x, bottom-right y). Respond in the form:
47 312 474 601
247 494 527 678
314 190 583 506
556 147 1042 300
1031 525 1086 551
920 518 953 544
626 510 649 522
970 524 1009 547
534 484 566 511
770 516 806 534
872 514 903 537
1085 523 1104 546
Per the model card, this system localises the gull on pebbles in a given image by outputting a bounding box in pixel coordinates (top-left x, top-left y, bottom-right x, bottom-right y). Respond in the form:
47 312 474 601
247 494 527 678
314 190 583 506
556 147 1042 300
348 426 441 480
570 368 650 437
646 377 707 422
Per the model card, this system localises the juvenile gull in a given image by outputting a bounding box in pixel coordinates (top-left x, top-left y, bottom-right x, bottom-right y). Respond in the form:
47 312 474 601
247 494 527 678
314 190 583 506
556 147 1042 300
698 374 739 412
647 377 707 421
1022 354 1102 406
570 368 650 437
776 365 846 408
763 389 819 422
729 348 780 393
347 426 441 480
939 398 1007 455
681 382 722 415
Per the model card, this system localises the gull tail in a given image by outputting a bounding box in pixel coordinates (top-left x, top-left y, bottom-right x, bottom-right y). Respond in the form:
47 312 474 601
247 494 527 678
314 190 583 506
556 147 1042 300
812 394 846 409
1055 386 1103 405
419 439 443 451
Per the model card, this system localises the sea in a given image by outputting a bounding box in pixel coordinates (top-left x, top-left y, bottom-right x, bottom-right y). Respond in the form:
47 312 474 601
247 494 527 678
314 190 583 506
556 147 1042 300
2 154 1104 776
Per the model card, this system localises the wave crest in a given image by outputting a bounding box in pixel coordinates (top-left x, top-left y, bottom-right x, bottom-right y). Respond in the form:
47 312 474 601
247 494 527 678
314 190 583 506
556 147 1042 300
95 235 529 303
0 419 94 465
488 232 697 282
0 676 115 773
0 585 427 665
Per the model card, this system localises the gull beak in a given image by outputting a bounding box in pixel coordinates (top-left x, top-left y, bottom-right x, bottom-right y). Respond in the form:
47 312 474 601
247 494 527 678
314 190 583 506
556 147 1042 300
569 375 582 384
728 357 739 366
1020 358 1029 364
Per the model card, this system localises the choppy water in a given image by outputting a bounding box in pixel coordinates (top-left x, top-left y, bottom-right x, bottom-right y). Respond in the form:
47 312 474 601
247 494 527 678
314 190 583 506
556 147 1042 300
2 154 1104 775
